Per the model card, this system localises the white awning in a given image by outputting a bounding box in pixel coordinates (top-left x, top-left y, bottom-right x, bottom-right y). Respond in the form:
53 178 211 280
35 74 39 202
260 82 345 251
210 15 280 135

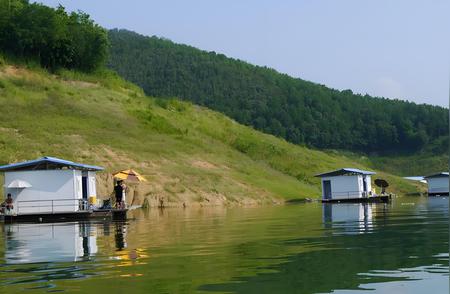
5 180 32 188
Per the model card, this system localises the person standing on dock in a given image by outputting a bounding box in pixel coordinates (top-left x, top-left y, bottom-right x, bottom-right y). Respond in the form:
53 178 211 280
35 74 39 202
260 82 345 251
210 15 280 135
1 193 14 214
114 180 124 209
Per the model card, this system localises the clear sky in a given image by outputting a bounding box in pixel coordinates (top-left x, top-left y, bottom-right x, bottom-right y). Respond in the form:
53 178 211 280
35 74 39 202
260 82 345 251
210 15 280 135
37 0 449 107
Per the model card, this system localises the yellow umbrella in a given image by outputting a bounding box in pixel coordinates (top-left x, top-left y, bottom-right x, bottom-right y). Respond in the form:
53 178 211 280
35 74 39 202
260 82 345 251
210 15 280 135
113 169 147 182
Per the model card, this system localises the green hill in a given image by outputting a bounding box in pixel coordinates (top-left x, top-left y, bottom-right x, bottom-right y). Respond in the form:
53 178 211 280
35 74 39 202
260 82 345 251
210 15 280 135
107 29 448 158
0 58 421 206
0 1 427 206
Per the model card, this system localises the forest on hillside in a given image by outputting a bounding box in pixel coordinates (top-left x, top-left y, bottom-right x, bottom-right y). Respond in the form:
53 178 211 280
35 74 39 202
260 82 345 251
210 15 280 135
107 29 448 155
0 0 108 71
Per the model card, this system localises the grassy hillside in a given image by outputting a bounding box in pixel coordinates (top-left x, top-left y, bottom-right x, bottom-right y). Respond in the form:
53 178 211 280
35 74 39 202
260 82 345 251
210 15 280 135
0 58 421 206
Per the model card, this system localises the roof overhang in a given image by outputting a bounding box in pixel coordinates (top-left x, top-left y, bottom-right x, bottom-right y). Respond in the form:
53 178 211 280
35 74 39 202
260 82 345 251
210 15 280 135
424 172 449 179
0 157 104 172
315 168 376 178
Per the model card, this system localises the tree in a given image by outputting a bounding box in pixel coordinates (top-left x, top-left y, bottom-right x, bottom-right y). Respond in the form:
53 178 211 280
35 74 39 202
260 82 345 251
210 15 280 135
0 0 108 71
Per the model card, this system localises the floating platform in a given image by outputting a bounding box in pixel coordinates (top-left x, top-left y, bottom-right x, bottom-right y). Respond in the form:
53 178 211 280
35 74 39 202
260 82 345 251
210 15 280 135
427 192 449 197
322 195 391 204
1 209 128 223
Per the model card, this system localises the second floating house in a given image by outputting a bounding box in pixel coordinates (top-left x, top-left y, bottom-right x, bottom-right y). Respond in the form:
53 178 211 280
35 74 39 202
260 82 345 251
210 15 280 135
424 172 449 196
316 168 389 203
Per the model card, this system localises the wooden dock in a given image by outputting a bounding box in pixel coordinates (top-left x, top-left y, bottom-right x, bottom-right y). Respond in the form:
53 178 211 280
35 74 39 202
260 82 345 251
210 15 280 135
1 209 128 223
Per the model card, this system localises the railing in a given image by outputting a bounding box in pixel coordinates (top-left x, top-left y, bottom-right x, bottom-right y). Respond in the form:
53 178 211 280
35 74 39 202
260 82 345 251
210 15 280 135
17 199 89 215
325 191 374 200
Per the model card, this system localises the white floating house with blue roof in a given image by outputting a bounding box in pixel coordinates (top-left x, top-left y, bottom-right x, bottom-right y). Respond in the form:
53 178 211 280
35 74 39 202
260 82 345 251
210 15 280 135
0 157 103 216
424 172 449 196
315 168 377 202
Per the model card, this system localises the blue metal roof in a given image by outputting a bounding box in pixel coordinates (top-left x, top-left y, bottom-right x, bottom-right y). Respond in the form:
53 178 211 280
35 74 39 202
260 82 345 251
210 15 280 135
424 172 449 179
315 168 376 177
0 156 104 172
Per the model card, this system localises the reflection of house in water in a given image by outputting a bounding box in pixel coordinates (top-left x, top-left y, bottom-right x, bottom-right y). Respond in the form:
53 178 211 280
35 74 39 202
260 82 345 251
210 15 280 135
323 203 374 233
4 222 98 264
425 196 448 213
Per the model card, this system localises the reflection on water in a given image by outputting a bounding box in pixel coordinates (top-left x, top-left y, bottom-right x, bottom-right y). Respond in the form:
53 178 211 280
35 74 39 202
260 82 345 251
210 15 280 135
4 222 98 264
323 203 376 234
3 221 132 264
0 197 448 293
114 223 127 251
425 196 449 213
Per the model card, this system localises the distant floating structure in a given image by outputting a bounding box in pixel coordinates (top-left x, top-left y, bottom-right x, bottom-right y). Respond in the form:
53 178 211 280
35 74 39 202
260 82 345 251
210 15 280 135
424 172 449 196
315 168 390 203
403 176 426 184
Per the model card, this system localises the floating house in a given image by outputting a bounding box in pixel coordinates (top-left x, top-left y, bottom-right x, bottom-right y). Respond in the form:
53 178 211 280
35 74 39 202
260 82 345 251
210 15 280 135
424 172 449 196
0 157 103 218
315 168 379 202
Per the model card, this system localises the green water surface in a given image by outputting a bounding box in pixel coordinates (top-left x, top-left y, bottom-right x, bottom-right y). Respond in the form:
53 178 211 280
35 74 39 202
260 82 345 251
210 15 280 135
0 196 448 293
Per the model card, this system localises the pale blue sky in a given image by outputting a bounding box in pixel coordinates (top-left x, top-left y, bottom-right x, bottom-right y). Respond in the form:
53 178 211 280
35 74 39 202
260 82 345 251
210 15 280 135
37 0 449 107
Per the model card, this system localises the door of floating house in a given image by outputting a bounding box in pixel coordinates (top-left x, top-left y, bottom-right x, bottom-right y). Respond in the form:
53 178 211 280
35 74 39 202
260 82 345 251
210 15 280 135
323 180 332 200
315 168 376 201
82 172 88 201
0 157 103 215
362 176 367 194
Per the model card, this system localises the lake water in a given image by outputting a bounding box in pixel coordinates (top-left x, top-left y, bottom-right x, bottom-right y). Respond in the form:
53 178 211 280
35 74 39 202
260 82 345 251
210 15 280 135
0 197 448 293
